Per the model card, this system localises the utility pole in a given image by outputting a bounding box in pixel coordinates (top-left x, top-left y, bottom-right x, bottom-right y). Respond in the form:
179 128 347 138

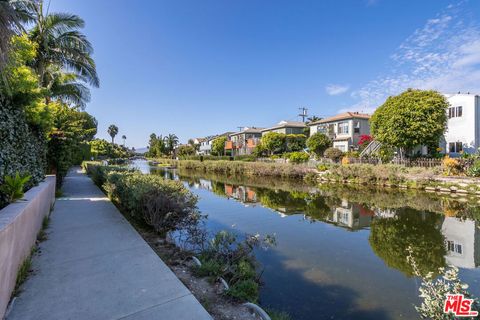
298 107 308 122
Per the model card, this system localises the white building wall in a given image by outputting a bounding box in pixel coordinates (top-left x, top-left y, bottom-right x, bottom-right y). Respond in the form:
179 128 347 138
443 94 480 155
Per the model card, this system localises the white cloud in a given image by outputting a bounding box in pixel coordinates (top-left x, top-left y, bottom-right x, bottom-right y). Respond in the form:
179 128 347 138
325 84 349 95
350 1 480 113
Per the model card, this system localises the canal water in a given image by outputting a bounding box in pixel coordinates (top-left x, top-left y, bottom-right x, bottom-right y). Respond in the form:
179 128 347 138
134 160 480 320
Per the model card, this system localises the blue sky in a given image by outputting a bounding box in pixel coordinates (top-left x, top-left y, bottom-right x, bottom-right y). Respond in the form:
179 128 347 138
49 0 480 148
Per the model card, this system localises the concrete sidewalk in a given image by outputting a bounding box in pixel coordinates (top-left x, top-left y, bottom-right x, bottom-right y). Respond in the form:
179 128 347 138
7 168 211 320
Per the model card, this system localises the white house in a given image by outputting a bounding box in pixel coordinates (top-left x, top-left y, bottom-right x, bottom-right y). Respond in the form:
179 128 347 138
442 93 480 155
441 217 479 269
308 112 371 152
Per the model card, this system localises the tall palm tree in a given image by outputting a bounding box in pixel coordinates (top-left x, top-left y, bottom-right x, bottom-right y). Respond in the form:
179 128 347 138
107 124 118 144
0 0 34 67
46 66 91 108
164 133 179 155
122 135 126 146
28 0 99 89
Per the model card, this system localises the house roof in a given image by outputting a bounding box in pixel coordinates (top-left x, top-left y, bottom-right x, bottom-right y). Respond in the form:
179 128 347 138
261 120 307 132
205 132 234 142
309 112 370 125
229 127 264 137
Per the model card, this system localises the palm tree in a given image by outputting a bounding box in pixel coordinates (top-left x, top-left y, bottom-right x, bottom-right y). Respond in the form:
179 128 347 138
108 124 118 144
46 66 91 108
28 1 99 89
164 133 179 155
307 116 322 123
122 135 126 146
0 0 34 67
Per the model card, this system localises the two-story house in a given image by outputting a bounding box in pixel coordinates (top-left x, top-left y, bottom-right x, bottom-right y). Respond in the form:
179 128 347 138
225 127 263 156
261 120 307 136
442 93 480 156
198 132 233 155
307 112 371 152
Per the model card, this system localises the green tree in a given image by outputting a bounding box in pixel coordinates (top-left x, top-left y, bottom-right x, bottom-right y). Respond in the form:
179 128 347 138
177 144 196 157
28 1 99 88
261 132 286 155
108 124 118 144
286 134 307 152
122 134 127 146
306 133 331 157
370 89 448 157
0 0 33 68
164 133 179 155
212 136 227 156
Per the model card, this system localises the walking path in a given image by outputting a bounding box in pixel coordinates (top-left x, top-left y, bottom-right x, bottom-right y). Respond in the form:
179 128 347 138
7 168 211 320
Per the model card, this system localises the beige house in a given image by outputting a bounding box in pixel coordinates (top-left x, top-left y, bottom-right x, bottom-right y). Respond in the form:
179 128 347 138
261 120 307 136
308 112 370 152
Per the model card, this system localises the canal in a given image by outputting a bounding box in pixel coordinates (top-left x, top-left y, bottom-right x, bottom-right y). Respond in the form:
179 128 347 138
135 160 480 320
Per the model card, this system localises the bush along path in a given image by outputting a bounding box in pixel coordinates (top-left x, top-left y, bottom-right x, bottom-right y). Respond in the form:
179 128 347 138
82 162 288 320
7 167 211 320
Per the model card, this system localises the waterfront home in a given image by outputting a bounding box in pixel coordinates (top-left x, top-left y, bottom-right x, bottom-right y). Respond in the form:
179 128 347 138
441 93 480 156
225 127 263 156
198 132 233 155
308 112 371 151
261 120 307 136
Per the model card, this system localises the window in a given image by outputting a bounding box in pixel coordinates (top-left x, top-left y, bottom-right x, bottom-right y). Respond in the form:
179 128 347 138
447 241 463 254
317 125 328 134
353 121 360 134
338 122 349 134
448 142 463 153
448 106 463 118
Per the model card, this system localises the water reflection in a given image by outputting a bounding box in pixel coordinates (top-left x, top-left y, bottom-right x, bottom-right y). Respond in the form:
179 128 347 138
135 161 480 319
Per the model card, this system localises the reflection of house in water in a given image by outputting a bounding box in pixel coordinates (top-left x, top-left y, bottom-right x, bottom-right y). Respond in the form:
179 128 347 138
441 217 480 269
224 184 258 205
190 179 213 191
329 200 373 230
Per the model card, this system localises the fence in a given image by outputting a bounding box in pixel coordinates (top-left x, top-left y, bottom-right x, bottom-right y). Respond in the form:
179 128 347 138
258 156 443 168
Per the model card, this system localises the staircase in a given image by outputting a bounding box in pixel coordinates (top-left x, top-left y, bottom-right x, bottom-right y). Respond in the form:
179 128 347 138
360 140 382 158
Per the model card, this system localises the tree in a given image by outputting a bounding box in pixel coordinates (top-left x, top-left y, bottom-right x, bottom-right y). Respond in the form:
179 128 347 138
28 1 99 89
122 135 126 146
211 136 227 156
164 133 179 155
324 147 343 162
306 133 331 157
108 124 118 144
307 116 321 123
261 132 286 155
370 89 448 158
177 144 196 157
0 0 33 68
286 134 307 152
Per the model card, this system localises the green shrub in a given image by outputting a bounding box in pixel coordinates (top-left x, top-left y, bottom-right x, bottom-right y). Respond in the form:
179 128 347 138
83 162 199 233
317 163 330 171
176 160 314 179
324 147 344 162
467 160 480 177
227 279 259 302
0 172 31 203
1 100 47 209
197 231 275 302
284 152 310 164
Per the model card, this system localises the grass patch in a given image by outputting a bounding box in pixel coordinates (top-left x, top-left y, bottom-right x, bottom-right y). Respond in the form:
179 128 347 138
13 247 36 296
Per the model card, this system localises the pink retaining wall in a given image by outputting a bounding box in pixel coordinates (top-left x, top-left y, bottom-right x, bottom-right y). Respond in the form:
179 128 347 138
0 176 55 318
